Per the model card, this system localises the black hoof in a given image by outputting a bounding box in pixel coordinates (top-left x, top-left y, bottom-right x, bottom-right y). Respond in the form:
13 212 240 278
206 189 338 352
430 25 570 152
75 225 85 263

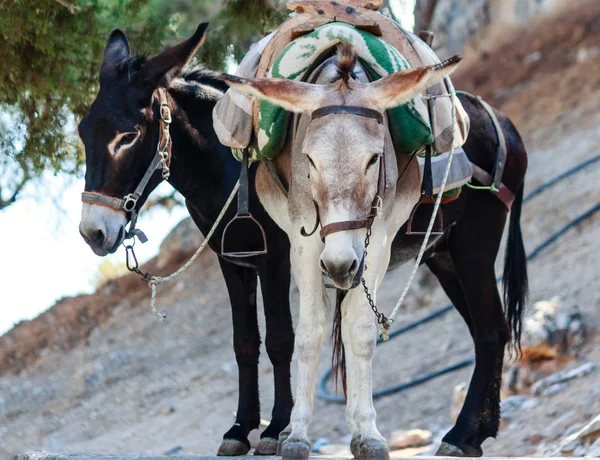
350 434 361 459
217 439 251 456
254 437 278 456
281 439 311 460
435 441 482 457
359 439 389 460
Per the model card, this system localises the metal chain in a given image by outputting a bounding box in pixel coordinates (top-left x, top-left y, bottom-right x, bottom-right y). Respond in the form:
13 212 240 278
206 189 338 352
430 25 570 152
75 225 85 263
360 221 392 336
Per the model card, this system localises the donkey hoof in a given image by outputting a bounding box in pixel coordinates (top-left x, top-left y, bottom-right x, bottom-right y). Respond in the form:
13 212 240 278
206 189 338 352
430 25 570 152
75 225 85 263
217 439 250 456
277 427 292 456
254 437 279 456
350 434 362 459
359 439 389 460
435 441 481 457
281 439 311 460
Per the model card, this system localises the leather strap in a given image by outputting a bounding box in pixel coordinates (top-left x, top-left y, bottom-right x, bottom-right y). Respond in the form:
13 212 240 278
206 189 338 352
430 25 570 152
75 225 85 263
311 105 384 124
238 148 250 215
320 217 375 241
470 163 515 210
477 97 507 189
318 154 385 242
300 104 386 241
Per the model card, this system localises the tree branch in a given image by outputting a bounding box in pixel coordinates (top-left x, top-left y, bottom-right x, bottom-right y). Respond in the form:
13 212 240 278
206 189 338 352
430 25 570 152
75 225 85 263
0 176 29 210
54 0 76 14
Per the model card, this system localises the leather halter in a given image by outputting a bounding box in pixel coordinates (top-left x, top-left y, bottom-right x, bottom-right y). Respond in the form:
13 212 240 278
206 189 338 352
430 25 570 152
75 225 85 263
81 88 172 242
300 105 386 242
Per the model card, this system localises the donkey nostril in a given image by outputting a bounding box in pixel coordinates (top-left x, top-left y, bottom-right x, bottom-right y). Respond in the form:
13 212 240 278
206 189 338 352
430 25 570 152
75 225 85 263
91 229 105 245
320 259 329 275
348 258 358 275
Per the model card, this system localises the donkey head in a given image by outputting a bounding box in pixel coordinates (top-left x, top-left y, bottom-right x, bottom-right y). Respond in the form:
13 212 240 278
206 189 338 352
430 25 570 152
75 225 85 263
222 47 460 288
78 23 208 256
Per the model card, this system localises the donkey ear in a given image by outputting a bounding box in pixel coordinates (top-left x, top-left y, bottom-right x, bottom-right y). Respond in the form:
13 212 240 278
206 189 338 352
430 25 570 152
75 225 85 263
219 74 326 113
367 55 462 111
143 22 209 88
102 29 131 70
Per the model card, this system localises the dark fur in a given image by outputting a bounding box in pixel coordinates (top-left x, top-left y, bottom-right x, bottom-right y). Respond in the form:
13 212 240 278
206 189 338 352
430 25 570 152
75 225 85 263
80 30 294 455
335 43 358 82
331 289 347 398
390 93 528 455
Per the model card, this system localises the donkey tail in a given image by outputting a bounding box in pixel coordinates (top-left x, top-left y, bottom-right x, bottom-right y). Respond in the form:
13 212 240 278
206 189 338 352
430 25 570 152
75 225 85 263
503 182 528 353
332 289 347 399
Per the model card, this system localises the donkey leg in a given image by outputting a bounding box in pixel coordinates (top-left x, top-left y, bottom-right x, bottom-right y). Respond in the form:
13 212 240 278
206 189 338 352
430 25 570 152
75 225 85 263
342 290 388 460
255 242 295 456
343 226 390 460
217 258 261 456
436 209 510 457
281 237 329 460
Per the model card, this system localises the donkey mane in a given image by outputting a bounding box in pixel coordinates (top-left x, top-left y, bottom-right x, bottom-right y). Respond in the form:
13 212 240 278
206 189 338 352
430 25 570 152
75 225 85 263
117 55 228 96
333 43 358 83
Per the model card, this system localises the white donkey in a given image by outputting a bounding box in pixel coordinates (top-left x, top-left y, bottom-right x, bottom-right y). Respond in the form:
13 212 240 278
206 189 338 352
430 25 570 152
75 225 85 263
222 45 460 460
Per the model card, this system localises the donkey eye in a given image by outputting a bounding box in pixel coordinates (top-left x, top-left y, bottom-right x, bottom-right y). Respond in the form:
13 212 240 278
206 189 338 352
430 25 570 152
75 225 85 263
110 131 140 156
117 132 138 150
306 155 316 168
367 153 381 168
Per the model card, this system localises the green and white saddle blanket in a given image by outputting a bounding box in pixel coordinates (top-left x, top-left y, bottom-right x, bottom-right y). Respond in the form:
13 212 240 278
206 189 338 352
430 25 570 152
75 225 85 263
213 21 469 162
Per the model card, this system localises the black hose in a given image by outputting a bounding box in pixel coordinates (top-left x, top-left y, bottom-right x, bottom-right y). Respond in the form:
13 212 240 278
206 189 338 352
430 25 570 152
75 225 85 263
318 156 600 403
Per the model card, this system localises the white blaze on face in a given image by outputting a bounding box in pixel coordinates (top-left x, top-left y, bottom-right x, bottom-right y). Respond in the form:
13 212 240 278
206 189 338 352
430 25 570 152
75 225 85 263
79 203 127 256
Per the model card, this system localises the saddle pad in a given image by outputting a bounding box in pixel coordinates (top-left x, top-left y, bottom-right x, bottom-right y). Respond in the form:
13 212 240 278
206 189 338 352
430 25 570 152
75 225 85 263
257 22 433 160
417 147 472 198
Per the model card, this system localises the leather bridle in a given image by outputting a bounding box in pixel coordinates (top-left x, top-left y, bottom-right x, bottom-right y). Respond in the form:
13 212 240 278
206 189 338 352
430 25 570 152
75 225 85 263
81 88 172 242
300 105 386 242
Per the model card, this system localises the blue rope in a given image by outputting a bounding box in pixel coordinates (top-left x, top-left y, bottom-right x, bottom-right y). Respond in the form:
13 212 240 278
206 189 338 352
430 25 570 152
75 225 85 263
318 155 600 403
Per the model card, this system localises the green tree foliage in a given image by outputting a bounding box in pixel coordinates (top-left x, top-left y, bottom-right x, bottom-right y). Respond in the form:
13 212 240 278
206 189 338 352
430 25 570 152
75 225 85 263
0 0 171 209
0 0 287 210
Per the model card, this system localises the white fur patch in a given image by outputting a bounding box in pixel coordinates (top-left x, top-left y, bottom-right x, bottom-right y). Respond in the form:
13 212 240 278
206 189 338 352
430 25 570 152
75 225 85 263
79 203 127 256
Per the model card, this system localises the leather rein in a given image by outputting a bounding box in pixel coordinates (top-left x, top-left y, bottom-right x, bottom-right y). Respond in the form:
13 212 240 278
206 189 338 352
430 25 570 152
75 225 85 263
300 105 386 242
80 88 172 243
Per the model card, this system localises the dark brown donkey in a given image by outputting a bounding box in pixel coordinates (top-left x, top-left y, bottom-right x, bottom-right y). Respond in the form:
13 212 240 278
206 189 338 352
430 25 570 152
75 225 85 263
389 91 529 457
77 24 293 456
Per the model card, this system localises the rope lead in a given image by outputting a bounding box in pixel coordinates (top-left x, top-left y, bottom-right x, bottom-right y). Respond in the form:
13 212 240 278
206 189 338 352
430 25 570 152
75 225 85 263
128 180 241 321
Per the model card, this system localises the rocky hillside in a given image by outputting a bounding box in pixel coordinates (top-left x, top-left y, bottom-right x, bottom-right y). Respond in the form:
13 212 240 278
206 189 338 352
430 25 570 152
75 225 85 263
415 0 570 57
2 1 600 458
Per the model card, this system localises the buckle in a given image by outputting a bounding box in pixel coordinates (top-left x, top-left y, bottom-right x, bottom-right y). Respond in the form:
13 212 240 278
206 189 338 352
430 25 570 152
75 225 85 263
160 104 172 124
372 195 383 218
123 194 138 212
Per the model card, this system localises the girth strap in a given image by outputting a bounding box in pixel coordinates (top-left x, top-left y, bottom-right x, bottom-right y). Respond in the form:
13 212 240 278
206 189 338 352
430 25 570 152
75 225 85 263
470 163 515 210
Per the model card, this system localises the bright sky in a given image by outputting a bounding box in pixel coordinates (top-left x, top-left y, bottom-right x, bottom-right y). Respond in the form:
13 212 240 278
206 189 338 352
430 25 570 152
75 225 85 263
0 176 188 335
0 1 415 336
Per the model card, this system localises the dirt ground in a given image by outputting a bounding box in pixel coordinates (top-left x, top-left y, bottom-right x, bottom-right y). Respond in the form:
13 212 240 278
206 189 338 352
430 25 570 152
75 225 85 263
1 2 599 458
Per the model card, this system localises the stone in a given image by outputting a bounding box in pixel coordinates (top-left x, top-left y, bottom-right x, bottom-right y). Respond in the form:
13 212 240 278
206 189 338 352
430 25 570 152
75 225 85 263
537 382 567 397
389 429 432 449
521 296 586 354
553 413 600 455
577 413 600 443
587 437 600 456
524 433 544 443
160 405 175 415
532 362 596 395
317 443 352 456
